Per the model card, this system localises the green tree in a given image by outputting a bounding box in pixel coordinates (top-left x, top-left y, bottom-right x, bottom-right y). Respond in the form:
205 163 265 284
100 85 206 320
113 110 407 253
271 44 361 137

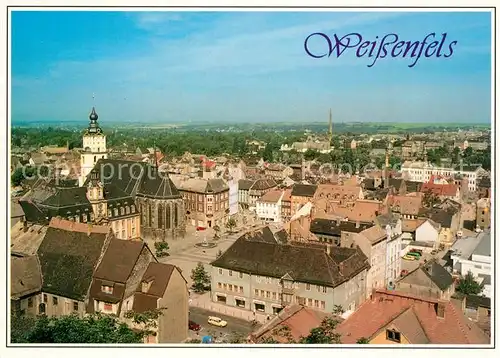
356 337 370 344
11 312 146 343
456 271 484 295
213 225 221 240
191 262 211 293
226 217 237 233
304 149 319 161
299 317 342 344
422 190 441 208
262 143 274 162
154 241 170 258
332 305 345 315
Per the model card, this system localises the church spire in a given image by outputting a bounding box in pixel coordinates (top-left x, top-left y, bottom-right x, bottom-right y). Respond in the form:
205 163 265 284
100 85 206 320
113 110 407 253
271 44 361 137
328 108 333 144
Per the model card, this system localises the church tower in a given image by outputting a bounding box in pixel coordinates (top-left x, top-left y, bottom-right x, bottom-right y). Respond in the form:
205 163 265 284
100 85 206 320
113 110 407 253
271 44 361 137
79 107 107 186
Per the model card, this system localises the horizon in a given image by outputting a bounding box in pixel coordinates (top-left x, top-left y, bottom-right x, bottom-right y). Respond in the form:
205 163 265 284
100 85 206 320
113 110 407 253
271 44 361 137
11 10 492 124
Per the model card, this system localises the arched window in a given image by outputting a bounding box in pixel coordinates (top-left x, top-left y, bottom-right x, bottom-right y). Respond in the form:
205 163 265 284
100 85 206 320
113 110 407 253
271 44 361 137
114 208 118 216
126 206 130 215
148 204 152 227
158 205 164 229
174 203 178 227
166 205 171 229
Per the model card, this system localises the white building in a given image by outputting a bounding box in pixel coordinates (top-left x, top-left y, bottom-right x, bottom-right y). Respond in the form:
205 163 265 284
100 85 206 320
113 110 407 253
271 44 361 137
401 161 484 192
255 190 284 223
450 231 491 298
385 223 403 288
415 219 441 249
79 107 108 186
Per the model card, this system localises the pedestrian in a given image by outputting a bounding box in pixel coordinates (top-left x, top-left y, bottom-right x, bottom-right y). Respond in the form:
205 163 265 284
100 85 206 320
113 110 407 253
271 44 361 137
266 314 270 321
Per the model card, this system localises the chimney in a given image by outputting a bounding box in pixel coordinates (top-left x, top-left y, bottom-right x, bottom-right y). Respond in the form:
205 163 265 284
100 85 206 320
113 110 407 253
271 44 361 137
336 218 341 225
23 220 28 233
435 301 446 319
355 221 360 228
326 244 331 256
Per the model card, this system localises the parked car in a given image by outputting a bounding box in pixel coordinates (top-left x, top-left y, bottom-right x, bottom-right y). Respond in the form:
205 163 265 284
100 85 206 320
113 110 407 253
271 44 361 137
403 254 416 261
208 316 227 327
406 252 421 259
430 249 438 255
189 320 201 331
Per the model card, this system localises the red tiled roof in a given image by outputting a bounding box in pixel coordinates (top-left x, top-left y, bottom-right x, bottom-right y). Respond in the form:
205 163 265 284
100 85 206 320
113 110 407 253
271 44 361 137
421 182 459 197
250 305 330 342
336 290 490 344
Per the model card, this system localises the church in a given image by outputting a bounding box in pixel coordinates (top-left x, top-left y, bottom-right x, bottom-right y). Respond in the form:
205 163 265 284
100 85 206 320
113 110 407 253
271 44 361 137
19 107 186 241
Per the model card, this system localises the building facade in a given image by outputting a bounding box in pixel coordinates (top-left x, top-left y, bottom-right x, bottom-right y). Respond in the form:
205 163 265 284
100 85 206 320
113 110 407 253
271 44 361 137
79 107 108 186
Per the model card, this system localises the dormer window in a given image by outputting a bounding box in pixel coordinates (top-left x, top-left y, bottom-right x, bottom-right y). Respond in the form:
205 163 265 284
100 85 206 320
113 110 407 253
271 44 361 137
386 329 401 343
101 285 113 294
114 208 118 216
141 280 153 293
126 206 130 215
131 205 135 213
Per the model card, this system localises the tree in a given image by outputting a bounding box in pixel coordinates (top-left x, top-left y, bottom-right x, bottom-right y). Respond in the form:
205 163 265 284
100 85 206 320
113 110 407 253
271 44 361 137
422 190 441 208
123 308 166 337
299 317 342 344
332 305 345 315
262 143 274 162
191 262 211 293
154 241 170 258
356 337 370 344
456 271 484 295
213 225 221 240
304 149 319 161
11 312 146 343
226 218 237 233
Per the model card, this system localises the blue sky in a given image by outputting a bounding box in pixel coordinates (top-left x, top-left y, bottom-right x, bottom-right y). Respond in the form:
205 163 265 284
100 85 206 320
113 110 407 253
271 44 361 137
11 11 492 124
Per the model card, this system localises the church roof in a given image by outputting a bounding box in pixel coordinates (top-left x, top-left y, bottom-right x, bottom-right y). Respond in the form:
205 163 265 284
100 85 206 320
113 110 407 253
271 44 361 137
136 166 182 200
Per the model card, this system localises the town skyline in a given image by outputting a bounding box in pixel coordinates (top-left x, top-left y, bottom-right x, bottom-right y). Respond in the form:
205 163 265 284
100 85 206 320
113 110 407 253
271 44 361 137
11 10 492 124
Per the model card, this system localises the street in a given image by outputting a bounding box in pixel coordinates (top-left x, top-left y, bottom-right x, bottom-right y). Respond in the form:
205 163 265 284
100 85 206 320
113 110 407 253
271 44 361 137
188 306 260 342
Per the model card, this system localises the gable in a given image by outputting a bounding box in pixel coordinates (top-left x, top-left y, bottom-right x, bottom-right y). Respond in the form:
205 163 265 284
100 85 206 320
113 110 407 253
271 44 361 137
398 268 439 290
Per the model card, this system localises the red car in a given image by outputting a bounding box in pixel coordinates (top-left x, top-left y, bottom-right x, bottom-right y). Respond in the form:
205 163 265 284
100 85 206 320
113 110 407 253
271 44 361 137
189 320 201 331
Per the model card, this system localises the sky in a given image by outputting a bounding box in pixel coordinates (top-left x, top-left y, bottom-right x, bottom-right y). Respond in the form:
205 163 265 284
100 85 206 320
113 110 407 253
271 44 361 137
11 10 492 124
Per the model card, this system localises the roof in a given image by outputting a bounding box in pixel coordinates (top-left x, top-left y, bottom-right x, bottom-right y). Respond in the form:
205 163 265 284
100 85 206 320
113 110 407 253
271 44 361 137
250 178 278 191
136 262 176 297
258 190 284 203
11 256 42 299
421 182 459 197
84 159 148 196
172 177 229 194
291 183 317 197
250 305 330 343
88 279 126 305
211 231 369 288
136 166 181 199
421 260 454 290
405 181 423 193
132 292 159 313
282 188 292 202
94 239 145 283
10 221 48 256
465 295 491 310
422 208 454 228
313 184 361 201
37 227 107 300
359 225 387 244
49 217 110 235
310 218 373 236
389 195 423 216
238 179 254 190
472 231 491 257
336 290 490 344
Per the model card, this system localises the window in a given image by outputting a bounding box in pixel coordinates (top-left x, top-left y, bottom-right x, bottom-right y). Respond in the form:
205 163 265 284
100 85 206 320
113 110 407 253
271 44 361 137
239 272 243 279
307 298 313 306
219 268 223 275
38 303 46 314
306 283 311 291
223 283 227 290
321 301 325 309
317 285 321 292
83 215 87 223
52 297 58 305
120 207 124 215
260 290 265 297
218 283 222 289
28 297 33 308
314 300 319 308
104 303 112 311
239 286 243 293
254 303 265 312
386 329 401 343
228 284 233 291
131 205 135 213
254 289 259 296
322 286 327 293
272 292 277 300
101 285 113 294
108 209 112 217
229 270 233 277
266 291 271 299
235 299 245 308
114 208 118 216
126 206 130 215
73 302 79 311
43 294 48 303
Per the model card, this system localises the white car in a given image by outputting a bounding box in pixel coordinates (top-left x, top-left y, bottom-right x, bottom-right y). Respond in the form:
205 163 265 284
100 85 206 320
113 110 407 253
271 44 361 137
208 316 228 327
